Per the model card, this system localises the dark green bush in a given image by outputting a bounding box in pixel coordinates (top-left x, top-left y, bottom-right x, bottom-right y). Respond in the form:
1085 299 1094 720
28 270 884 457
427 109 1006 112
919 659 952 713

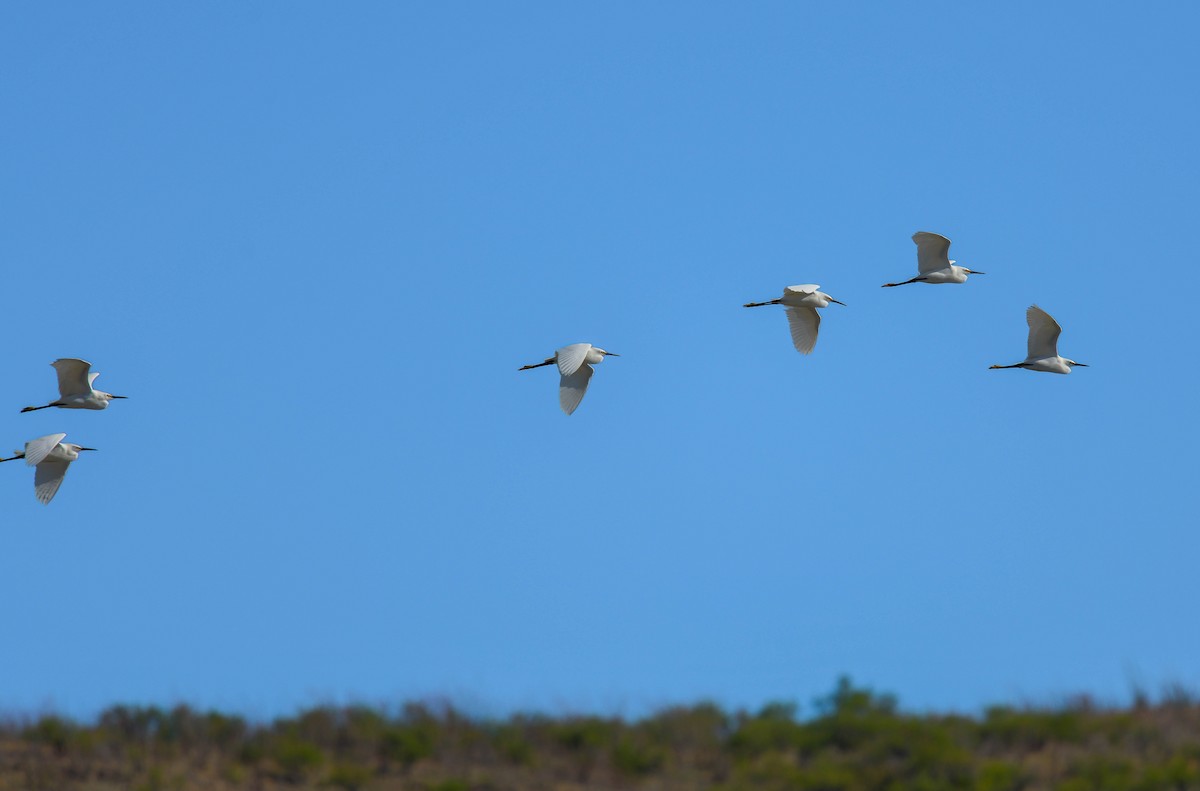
325 761 374 790
23 715 76 756
612 735 666 776
491 724 535 765
273 737 325 782
380 723 435 768
551 717 614 752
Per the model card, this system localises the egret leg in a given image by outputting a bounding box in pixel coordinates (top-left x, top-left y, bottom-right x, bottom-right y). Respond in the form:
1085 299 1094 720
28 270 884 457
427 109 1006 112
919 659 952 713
881 277 928 288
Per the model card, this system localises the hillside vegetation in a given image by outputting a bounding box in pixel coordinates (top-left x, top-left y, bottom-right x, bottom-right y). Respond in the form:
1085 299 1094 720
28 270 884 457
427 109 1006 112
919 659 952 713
3 679 1199 791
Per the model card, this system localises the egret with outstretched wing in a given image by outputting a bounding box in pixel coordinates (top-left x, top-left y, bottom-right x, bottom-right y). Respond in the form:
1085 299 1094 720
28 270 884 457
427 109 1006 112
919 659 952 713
990 305 1088 375
21 358 127 412
519 343 619 415
883 232 985 287
0 433 97 504
743 284 846 355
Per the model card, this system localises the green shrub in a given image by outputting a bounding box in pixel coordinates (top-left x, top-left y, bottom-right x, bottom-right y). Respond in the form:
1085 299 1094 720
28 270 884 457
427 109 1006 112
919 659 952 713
427 780 469 791
325 762 374 790
237 736 266 766
132 765 186 791
728 701 803 759
980 706 1085 751
204 710 247 751
716 751 811 791
380 724 435 768
1060 755 1136 791
342 706 387 755
1135 753 1200 790
551 717 614 751
491 724 535 765
99 705 166 742
274 737 325 782
23 715 76 756
612 736 666 776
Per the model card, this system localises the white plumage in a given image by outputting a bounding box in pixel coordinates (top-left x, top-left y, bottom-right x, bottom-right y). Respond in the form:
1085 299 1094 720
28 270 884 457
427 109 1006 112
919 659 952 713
21 358 127 412
743 284 846 355
0 433 97 505
990 305 1088 375
520 343 619 415
883 232 985 287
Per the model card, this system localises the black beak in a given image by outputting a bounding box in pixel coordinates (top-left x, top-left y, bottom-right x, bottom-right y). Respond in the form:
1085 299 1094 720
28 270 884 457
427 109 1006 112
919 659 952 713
110 395 128 399
79 447 98 452
969 270 986 275
829 298 847 306
606 352 620 357
1072 362 1089 367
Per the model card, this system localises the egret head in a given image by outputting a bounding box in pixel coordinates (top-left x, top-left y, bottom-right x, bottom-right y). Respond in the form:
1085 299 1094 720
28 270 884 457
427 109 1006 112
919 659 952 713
597 348 618 359
1067 360 1088 367
964 267 985 275
103 392 127 402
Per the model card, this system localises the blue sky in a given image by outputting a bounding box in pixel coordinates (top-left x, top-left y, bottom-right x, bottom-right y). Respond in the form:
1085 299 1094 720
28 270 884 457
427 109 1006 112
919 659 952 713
1 2 1197 720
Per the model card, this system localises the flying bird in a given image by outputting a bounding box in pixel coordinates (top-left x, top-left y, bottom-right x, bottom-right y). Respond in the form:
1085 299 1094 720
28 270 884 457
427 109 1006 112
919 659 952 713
21 358 126 412
743 284 846 354
990 305 1088 375
0 433 96 505
883 232 985 287
519 343 618 415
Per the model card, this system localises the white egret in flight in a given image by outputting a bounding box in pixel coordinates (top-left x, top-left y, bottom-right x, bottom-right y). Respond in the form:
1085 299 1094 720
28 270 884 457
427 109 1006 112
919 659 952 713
743 284 846 355
0 433 96 505
883 232 985 287
21 358 126 412
519 343 618 415
990 305 1088 375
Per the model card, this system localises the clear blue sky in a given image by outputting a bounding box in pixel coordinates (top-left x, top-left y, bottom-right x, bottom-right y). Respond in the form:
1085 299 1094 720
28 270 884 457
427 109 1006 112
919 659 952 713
2 2 1197 720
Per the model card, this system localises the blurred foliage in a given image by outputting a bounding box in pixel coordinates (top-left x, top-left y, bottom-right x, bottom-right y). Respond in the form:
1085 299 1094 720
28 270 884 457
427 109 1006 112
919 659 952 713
324 762 374 791
1 678 1199 790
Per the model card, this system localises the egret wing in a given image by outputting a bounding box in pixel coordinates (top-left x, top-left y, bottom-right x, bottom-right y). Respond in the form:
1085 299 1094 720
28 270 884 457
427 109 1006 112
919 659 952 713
1026 305 1062 359
88 372 101 387
784 284 820 296
24 433 67 468
34 460 70 505
555 343 593 377
558 365 594 415
912 232 952 274
52 358 93 397
784 306 821 355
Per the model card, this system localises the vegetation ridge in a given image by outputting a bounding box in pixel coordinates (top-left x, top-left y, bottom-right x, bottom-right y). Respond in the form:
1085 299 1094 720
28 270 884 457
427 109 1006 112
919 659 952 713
5 678 1199 791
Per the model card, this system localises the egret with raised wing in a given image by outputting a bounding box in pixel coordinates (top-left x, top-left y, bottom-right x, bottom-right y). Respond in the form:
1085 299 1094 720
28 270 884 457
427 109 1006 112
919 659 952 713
883 231 985 287
519 343 618 415
990 305 1087 375
0 433 96 505
743 284 846 355
21 358 126 412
